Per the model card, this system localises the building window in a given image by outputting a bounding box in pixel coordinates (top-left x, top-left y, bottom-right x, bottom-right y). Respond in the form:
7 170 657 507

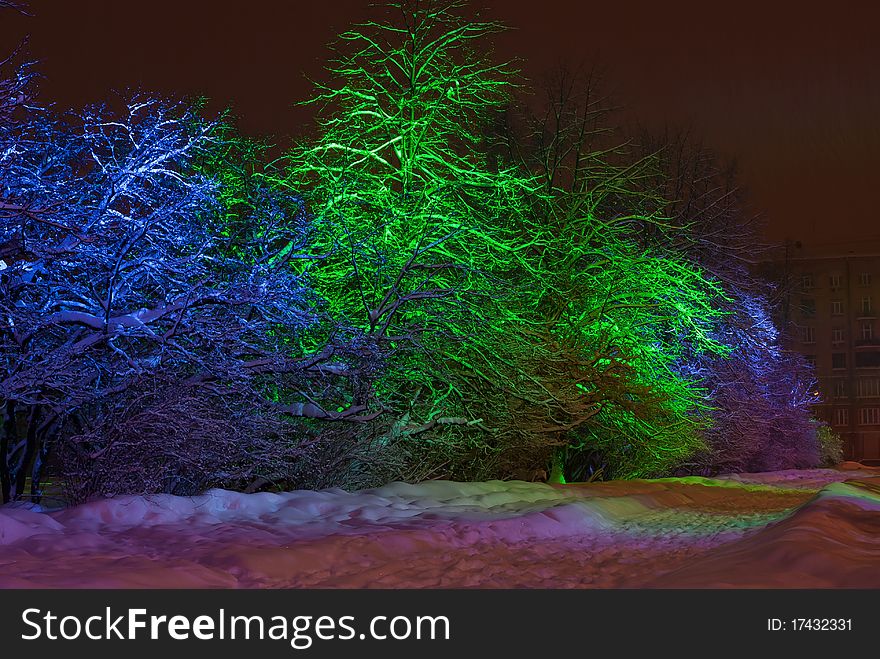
856 351 880 368
834 408 849 426
804 355 816 368
863 323 873 341
832 328 845 345
834 380 848 399
801 326 815 344
832 352 847 370
799 298 816 317
801 274 814 290
830 274 842 289
861 272 872 287
862 297 873 315
859 378 880 398
859 407 880 425
832 300 844 316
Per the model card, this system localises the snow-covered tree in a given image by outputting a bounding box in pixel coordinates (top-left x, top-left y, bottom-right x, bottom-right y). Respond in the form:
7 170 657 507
284 2 735 483
0 84 384 501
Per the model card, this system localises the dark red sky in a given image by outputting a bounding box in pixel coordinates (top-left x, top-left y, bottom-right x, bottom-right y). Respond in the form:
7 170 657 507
3 1 879 245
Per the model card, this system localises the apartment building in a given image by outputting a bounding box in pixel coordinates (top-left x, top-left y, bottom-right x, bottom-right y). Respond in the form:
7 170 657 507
771 241 880 462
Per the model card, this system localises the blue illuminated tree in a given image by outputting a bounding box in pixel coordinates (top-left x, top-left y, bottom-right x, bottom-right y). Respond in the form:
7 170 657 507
0 79 384 500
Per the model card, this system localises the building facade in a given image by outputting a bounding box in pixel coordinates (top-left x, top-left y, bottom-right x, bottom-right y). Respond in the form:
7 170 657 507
775 242 880 462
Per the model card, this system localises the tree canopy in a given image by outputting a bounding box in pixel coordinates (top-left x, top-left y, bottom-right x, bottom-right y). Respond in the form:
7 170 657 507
0 0 821 501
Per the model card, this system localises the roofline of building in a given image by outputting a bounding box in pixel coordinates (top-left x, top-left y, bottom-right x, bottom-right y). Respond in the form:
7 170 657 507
761 240 880 263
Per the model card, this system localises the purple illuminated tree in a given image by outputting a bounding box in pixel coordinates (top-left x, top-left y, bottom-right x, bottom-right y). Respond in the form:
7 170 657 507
680 293 820 473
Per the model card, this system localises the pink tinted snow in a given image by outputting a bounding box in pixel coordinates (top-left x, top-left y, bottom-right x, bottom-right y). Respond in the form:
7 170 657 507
0 466 878 588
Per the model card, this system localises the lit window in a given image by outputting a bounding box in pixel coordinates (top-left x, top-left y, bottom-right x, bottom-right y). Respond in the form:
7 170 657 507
859 407 880 425
834 408 849 426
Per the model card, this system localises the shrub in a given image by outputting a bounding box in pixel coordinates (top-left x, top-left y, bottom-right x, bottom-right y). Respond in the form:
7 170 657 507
816 424 844 467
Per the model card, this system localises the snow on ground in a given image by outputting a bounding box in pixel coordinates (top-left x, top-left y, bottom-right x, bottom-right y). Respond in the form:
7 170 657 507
1 465 878 588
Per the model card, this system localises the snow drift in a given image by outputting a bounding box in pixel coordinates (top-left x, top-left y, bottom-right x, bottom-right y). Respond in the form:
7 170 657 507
1 467 878 588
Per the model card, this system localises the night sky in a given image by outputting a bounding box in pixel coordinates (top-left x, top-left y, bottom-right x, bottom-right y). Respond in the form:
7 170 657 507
3 0 878 245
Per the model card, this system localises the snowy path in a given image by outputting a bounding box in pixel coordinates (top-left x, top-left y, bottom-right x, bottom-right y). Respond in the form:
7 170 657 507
1 466 878 588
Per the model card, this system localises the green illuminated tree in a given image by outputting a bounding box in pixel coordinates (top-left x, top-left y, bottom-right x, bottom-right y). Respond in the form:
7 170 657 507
631 131 820 473
285 2 732 483
283 1 540 452
496 68 733 480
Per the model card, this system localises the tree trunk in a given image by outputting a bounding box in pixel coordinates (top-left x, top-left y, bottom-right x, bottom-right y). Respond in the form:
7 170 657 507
31 415 58 505
1 400 15 503
12 406 40 500
548 445 567 484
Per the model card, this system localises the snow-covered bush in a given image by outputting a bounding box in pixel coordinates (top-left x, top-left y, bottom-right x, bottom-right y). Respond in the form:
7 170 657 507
816 425 843 467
